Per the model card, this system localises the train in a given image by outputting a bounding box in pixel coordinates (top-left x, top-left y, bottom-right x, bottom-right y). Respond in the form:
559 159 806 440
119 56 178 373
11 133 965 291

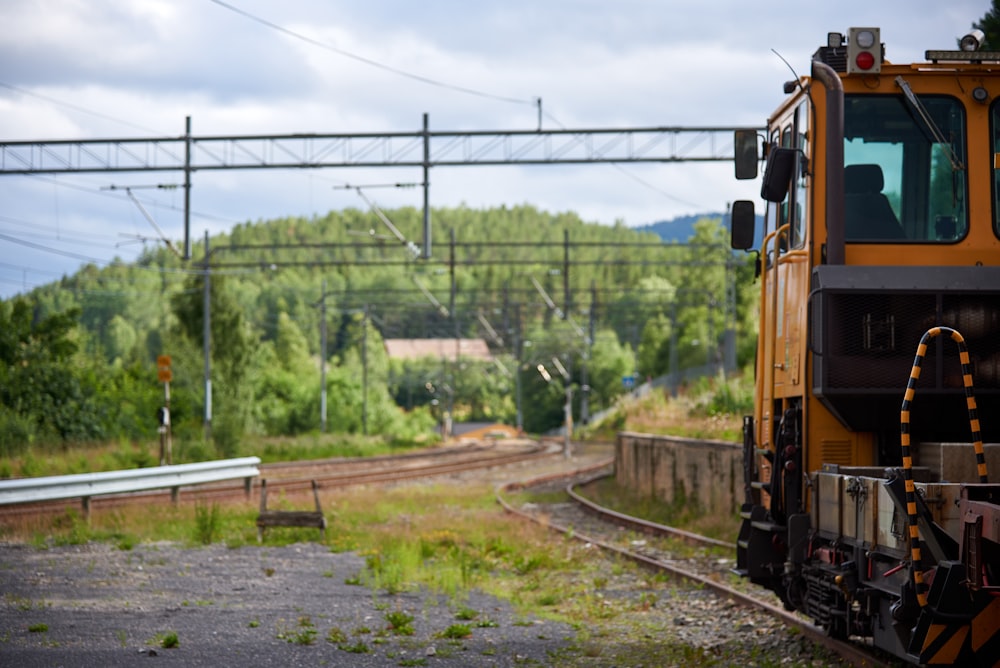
730 27 1000 665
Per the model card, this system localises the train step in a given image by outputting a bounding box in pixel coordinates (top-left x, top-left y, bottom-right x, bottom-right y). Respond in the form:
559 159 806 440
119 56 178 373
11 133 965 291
750 520 785 533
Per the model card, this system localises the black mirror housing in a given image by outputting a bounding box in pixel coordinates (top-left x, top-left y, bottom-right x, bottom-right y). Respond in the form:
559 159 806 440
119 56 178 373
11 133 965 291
734 129 759 180
760 147 797 202
731 200 756 250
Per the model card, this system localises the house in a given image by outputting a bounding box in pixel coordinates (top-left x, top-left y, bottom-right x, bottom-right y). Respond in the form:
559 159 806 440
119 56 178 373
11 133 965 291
383 338 493 363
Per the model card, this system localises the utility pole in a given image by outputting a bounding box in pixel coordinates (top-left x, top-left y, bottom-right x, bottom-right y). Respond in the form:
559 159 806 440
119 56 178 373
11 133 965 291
202 230 212 442
422 112 431 259
320 279 328 433
362 303 369 436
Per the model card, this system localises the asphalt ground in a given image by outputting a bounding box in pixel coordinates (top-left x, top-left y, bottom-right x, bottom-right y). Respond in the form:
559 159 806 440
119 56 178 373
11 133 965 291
0 540 576 667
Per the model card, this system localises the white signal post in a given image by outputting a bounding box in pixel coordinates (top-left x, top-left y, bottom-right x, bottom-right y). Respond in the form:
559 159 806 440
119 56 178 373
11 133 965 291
537 359 573 459
157 355 173 465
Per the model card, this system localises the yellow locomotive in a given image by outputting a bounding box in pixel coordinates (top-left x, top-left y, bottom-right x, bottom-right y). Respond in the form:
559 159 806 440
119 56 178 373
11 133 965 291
732 27 1000 665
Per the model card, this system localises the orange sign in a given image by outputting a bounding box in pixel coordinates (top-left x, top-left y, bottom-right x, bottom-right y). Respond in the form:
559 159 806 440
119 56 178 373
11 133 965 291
157 355 172 383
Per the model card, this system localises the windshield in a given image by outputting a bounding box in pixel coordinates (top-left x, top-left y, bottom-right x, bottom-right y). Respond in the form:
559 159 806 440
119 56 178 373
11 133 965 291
843 95 966 243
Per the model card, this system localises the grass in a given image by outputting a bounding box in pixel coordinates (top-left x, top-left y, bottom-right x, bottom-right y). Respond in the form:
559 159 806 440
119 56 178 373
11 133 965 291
0 432 437 480
582 372 749 443
384 609 415 636
276 616 318 645
576 476 741 543
149 631 179 649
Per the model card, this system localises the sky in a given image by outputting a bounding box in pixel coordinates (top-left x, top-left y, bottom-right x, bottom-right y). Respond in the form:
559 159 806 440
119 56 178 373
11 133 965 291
0 0 989 298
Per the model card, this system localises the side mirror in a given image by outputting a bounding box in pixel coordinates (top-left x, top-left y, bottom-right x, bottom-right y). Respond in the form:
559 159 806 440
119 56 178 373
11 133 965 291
760 147 797 202
734 130 759 180
730 201 756 250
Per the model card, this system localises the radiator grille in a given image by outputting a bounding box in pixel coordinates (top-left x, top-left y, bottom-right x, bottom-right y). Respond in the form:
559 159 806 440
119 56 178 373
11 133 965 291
810 268 1000 441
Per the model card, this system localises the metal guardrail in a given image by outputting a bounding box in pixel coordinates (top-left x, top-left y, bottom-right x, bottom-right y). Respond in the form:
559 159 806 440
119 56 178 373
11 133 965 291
0 457 261 514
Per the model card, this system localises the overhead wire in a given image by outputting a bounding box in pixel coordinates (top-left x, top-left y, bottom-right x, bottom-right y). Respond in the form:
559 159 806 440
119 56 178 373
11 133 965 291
540 110 704 208
0 81 169 137
206 0 535 107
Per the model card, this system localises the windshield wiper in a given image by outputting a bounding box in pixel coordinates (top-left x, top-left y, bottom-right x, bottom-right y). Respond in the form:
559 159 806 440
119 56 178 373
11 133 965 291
895 75 964 171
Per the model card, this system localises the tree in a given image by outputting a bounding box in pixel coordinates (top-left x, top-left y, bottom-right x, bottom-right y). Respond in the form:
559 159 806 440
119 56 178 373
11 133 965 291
637 313 673 377
171 274 257 454
972 1 1000 48
0 299 104 450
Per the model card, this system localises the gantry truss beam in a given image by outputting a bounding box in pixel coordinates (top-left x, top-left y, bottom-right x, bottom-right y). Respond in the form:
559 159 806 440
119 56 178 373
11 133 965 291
0 115 762 259
0 124 760 174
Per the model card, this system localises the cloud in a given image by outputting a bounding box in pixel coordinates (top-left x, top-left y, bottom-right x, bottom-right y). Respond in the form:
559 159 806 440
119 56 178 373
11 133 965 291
0 0 992 297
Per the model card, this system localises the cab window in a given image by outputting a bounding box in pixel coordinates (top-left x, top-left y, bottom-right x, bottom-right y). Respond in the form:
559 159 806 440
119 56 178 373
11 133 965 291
765 102 808 252
843 94 966 242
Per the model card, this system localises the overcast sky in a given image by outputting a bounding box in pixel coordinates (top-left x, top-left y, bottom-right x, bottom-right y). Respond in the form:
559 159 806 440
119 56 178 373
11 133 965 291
0 0 989 298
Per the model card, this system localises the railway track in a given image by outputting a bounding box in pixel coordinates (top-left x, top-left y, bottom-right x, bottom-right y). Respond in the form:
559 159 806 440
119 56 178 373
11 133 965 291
0 439 556 523
497 465 897 668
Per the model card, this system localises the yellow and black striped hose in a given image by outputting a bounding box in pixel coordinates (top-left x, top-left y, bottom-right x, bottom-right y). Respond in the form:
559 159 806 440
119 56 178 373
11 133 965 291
900 326 989 607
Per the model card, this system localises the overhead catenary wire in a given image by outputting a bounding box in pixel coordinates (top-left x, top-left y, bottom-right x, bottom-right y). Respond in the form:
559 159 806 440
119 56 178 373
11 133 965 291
206 0 536 107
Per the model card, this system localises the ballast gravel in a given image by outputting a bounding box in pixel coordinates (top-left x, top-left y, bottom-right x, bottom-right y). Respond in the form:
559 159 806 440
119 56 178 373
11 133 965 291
0 541 575 667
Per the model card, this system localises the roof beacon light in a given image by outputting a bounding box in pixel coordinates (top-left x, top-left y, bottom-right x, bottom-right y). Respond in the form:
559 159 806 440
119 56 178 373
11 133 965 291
847 27 881 74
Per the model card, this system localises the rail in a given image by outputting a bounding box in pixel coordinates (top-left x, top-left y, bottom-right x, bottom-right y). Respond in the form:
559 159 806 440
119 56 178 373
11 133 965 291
0 458 261 517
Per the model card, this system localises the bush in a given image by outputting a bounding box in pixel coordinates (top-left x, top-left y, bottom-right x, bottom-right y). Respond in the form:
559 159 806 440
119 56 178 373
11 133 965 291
0 407 35 457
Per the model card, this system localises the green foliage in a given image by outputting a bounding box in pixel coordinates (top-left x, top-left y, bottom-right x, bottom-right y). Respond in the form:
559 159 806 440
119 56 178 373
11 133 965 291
2 206 756 449
383 609 415 635
438 623 472 639
159 631 181 649
974 0 1000 49
0 298 106 448
193 503 221 545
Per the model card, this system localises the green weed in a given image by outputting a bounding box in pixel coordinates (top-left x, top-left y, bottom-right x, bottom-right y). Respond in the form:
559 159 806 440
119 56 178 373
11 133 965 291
384 609 415 636
339 639 371 653
325 627 348 644
150 631 179 649
193 502 220 545
438 623 471 639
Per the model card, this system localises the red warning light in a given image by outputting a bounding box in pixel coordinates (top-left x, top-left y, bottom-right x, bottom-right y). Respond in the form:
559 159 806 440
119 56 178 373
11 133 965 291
855 51 875 71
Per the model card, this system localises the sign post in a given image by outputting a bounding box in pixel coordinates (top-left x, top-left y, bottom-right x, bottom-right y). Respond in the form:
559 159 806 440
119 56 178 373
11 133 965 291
157 355 172 465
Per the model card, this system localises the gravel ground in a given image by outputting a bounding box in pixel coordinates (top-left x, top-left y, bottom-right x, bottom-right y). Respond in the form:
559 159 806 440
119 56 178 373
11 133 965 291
0 534 851 668
0 541 576 667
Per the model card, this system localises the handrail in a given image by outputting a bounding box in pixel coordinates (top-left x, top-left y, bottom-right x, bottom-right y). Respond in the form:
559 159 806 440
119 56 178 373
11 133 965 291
0 457 261 511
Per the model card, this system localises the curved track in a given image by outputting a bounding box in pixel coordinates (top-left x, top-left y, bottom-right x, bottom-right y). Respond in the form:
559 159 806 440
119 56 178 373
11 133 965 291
497 465 894 668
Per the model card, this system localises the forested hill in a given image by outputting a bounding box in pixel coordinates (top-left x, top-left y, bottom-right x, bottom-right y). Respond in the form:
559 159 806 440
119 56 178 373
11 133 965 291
635 213 724 243
636 212 764 248
1 204 757 453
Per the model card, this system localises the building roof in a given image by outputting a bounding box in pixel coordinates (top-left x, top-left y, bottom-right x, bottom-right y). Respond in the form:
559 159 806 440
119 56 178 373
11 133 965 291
383 338 493 363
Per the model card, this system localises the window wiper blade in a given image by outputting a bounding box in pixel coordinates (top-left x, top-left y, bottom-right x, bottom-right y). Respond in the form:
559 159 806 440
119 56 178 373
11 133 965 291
894 75 964 171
